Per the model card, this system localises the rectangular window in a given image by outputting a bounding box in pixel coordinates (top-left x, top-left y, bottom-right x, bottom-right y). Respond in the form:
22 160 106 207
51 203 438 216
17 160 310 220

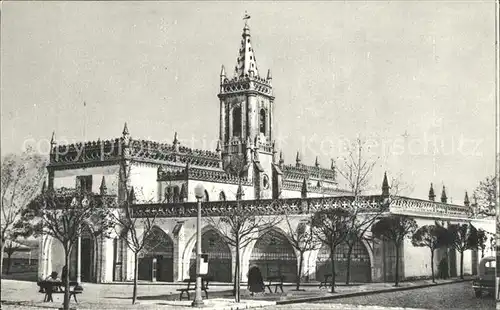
76 175 93 193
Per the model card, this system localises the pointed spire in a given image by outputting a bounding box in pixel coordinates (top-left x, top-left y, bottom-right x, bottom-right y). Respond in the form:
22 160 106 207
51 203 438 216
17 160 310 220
50 131 56 145
441 185 447 203
428 183 436 201
216 140 221 154
122 122 129 136
50 131 56 154
234 15 259 78
173 132 180 152
301 178 308 199
129 187 136 203
315 156 320 168
279 150 284 167
220 65 226 77
99 176 107 195
296 151 301 166
382 172 390 197
464 191 470 207
236 183 245 200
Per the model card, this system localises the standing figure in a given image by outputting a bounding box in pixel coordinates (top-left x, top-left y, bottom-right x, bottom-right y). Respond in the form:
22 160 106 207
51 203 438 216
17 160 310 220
247 266 265 296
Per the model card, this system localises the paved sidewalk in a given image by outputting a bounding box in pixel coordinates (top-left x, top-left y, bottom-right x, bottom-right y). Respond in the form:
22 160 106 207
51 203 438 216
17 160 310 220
0 277 471 309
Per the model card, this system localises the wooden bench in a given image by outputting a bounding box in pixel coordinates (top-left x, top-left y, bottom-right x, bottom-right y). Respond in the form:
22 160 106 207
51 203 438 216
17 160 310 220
265 276 284 293
177 277 210 300
37 281 83 303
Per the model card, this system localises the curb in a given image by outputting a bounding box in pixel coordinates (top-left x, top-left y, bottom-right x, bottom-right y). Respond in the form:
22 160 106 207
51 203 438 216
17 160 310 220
276 279 472 305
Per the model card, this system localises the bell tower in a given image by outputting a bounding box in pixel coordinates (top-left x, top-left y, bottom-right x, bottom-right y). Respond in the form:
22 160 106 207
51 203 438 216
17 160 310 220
218 15 275 198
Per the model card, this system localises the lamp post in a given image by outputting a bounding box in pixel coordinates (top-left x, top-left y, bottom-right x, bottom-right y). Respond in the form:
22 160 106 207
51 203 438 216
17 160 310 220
192 184 205 307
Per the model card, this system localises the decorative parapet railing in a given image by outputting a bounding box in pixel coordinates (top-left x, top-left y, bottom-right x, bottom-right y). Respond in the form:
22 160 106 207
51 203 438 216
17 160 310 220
129 139 221 168
29 187 118 209
219 75 273 97
282 164 336 181
157 165 252 186
389 196 474 218
130 195 386 218
49 137 222 169
130 195 482 219
282 179 347 195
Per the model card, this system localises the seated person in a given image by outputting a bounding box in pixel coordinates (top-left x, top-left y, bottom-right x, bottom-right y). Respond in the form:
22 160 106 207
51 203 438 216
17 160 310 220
45 271 61 282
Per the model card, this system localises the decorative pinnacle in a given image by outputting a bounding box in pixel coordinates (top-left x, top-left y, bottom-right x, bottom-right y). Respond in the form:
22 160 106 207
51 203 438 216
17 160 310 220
429 183 436 201
216 140 221 153
173 132 179 144
41 180 47 193
267 69 272 80
464 191 470 206
301 178 308 198
122 122 129 136
296 151 301 165
220 65 226 77
441 185 447 203
99 176 107 195
330 159 335 170
382 172 390 197
315 156 320 168
279 150 284 165
50 131 56 145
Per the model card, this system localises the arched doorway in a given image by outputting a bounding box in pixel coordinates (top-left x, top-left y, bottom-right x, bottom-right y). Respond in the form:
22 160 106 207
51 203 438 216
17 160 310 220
80 225 95 282
249 230 297 282
189 229 232 282
316 240 372 283
138 226 174 282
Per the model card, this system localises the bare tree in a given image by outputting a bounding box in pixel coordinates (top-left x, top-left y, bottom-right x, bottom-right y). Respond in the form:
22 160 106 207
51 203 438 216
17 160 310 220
205 199 281 302
337 138 377 197
1 149 46 276
283 210 321 291
371 215 418 286
19 188 113 310
411 225 448 283
310 207 351 293
447 223 479 279
108 162 160 305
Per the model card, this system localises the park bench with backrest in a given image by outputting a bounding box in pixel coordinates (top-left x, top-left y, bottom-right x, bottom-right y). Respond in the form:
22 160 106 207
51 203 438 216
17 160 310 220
37 280 83 303
265 275 284 293
177 277 210 300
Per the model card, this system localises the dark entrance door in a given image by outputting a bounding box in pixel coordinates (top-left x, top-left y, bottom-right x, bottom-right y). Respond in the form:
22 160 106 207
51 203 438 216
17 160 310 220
449 249 457 277
81 238 93 282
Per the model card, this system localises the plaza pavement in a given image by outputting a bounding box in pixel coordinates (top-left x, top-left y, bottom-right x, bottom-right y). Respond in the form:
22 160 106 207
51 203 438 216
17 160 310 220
0 277 471 309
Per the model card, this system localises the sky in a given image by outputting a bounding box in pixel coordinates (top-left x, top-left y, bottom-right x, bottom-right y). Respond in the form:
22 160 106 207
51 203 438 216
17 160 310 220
1 1 496 202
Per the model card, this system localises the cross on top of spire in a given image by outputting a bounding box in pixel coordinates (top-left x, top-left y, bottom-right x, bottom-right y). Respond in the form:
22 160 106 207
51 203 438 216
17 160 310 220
234 12 259 78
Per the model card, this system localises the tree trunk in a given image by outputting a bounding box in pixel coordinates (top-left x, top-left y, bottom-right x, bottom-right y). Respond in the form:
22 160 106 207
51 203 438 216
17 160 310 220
6 252 12 275
296 251 304 290
430 248 435 283
345 246 353 285
394 242 400 287
132 252 138 304
459 251 464 280
1 241 5 276
235 239 241 303
63 246 71 310
330 245 336 293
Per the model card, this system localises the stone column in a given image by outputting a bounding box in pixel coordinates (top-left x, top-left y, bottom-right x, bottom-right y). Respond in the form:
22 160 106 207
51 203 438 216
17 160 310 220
76 235 82 283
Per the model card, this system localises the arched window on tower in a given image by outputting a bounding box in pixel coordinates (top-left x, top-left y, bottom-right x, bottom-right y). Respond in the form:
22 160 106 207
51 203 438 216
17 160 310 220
219 191 226 201
203 190 210 202
233 107 242 137
173 186 180 203
259 109 266 135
